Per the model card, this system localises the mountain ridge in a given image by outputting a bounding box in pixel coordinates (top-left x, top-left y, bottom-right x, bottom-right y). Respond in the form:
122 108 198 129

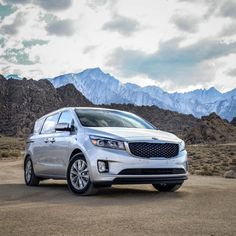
0 74 236 144
5 67 236 121
5 68 235 94
48 68 236 121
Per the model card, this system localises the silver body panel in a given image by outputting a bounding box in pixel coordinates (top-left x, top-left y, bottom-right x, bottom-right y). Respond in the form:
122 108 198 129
25 107 188 184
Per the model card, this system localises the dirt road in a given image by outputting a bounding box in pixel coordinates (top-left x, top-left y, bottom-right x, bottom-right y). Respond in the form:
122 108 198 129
0 160 236 236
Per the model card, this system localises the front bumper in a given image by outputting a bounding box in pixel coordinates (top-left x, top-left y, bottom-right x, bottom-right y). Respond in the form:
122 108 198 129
84 143 188 185
96 176 187 186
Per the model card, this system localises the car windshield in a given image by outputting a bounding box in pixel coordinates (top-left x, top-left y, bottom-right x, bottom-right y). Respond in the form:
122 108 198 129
75 109 155 129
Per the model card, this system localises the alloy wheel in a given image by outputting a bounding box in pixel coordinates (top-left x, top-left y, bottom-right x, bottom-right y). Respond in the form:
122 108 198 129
25 160 32 183
70 159 90 191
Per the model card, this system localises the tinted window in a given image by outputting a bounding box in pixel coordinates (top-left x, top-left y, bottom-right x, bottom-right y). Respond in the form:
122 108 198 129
33 118 45 134
76 109 155 129
41 113 60 134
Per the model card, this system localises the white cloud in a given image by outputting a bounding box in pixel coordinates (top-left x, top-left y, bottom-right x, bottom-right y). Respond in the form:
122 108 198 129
46 19 76 36
0 0 235 92
0 12 26 35
171 14 200 33
102 14 140 36
35 0 72 11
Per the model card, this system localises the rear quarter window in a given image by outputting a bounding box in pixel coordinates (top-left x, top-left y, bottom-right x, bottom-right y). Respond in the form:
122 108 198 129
33 118 45 134
41 113 60 134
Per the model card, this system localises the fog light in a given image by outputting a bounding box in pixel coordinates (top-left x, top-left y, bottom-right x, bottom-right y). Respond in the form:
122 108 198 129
97 160 109 173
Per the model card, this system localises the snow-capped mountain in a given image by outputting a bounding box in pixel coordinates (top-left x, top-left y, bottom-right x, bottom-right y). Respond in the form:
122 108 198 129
49 68 168 109
5 74 22 80
48 67 236 121
44 67 235 121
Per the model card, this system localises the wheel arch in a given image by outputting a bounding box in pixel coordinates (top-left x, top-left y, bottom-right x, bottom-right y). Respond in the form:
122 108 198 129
68 148 94 180
69 148 84 161
24 154 31 167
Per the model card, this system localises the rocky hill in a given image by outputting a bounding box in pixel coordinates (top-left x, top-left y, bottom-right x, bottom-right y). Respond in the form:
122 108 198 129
0 75 92 136
231 117 236 126
0 75 236 144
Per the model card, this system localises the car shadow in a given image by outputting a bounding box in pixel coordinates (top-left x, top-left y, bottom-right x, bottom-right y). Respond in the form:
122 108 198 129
0 182 189 206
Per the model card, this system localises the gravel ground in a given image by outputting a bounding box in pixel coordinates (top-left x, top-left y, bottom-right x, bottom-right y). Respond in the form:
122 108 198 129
0 160 236 236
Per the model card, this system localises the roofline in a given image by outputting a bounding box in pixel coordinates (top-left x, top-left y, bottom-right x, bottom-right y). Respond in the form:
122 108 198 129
74 107 123 111
37 106 127 120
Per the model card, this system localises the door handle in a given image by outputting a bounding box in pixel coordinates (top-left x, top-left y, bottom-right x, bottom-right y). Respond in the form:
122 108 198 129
44 138 49 143
50 138 55 143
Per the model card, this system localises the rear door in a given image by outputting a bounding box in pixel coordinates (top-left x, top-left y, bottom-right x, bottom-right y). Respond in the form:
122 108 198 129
35 112 60 176
30 117 45 174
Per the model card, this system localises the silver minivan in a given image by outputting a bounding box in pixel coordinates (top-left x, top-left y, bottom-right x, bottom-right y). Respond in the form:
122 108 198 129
24 107 188 195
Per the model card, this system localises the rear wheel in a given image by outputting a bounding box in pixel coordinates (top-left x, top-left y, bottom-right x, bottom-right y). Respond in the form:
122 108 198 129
152 183 182 192
24 157 40 186
67 153 97 195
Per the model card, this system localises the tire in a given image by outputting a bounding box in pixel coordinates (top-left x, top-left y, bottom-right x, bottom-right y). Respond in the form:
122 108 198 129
24 157 40 186
152 183 183 192
67 153 97 196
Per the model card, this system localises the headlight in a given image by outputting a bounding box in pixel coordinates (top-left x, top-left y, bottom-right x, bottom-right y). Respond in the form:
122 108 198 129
90 135 125 150
179 140 185 152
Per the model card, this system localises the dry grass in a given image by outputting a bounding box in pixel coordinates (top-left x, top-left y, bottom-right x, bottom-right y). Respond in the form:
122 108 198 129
187 143 236 176
0 135 25 159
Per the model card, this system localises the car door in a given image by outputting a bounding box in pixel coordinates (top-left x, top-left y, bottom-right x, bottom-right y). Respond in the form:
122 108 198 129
30 117 46 174
36 112 60 176
51 110 78 177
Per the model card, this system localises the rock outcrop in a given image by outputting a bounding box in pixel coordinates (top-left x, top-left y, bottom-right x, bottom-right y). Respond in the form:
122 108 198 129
0 76 92 136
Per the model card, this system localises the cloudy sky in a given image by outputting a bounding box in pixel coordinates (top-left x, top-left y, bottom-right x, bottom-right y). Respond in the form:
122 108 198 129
0 0 236 92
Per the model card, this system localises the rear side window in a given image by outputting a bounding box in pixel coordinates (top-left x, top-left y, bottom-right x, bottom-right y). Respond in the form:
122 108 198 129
33 118 45 134
41 113 60 134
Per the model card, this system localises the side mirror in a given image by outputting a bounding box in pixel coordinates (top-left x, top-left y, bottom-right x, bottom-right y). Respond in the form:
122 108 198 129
55 123 73 132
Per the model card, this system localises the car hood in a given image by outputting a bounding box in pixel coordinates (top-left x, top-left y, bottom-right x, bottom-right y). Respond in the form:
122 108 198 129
84 127 181 143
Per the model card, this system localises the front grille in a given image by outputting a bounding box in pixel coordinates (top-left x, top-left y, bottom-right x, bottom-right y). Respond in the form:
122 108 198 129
119 168 185 175
128 142 179 158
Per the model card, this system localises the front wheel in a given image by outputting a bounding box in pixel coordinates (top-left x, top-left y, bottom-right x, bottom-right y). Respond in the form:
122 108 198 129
152 183 183 192
67 154 97 195
24 157 40 186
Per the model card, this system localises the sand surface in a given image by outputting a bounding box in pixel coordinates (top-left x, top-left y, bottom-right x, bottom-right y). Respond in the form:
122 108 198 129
0 159 236 236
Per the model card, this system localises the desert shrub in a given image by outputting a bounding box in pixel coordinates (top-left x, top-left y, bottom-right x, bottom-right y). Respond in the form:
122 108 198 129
0 150 21 158
10 150 21 157
221 162 228 166
199 165 213 176
0 151 9 158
